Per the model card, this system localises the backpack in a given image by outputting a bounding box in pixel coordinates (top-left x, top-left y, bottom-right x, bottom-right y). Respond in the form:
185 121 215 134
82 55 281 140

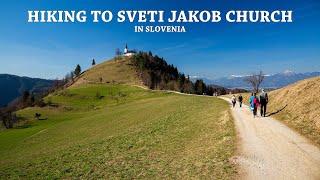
254 97 260 106
260 92 268 103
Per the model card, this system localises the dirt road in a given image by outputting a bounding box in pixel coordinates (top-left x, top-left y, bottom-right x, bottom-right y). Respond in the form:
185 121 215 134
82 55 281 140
220 97 320 180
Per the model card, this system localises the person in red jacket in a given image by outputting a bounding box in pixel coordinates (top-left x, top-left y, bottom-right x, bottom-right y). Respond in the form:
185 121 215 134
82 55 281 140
253 93 260 118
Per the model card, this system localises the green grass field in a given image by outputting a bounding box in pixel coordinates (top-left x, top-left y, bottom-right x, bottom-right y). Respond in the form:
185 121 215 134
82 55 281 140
0 84 236 179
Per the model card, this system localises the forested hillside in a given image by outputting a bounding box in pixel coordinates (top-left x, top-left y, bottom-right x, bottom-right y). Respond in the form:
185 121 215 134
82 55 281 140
131 52 215 95
0 74 53 107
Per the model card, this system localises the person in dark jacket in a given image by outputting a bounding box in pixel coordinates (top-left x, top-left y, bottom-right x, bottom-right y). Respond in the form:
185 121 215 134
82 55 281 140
259 89 268 117
238 94 243 108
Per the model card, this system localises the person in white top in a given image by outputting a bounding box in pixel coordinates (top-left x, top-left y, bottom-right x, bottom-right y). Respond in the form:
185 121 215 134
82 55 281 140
231 95 236 108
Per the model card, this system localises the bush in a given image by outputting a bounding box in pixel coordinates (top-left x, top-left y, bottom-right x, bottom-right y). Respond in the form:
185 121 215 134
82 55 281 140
0 111 18 129
34 113 41 120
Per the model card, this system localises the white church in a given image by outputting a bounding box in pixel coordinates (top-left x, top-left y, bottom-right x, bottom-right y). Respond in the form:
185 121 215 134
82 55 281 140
123 44 136 57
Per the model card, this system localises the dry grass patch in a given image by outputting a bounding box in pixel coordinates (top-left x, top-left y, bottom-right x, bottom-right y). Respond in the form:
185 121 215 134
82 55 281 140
73 57 143 87
268 76 320 145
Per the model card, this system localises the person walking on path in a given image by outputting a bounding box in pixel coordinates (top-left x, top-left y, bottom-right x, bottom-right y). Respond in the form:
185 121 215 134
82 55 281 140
238 94 243 108
250 93 260 118
259 89 269 117
231 95 236 108
249 93 254 111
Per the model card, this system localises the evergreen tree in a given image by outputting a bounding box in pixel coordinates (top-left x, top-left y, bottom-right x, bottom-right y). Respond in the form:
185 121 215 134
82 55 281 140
92 59 96 66
195 79 206 95
74 64 81 77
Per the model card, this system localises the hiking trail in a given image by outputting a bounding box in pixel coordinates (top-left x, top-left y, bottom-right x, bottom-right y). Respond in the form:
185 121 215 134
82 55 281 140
220 97 320 179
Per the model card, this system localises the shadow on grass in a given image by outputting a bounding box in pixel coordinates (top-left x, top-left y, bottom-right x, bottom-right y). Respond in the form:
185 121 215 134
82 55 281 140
15 124 33 129
14 117 48 129
48 103 59 108
266 104 287 117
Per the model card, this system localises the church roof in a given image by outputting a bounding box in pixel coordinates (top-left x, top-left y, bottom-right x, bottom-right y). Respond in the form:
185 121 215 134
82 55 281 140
125 50 136 54
124 44 136 54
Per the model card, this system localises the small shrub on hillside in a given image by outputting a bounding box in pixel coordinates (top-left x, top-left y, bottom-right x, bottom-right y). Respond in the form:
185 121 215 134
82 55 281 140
34 113 41 120
0 111 18 129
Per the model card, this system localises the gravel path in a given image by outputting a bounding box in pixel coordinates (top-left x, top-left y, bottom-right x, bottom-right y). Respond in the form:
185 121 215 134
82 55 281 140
220 97 320 180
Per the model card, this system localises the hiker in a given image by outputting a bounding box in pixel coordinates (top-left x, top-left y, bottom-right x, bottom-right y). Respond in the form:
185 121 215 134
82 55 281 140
249 93 260 118
231 95 236 108
238 94 243 107
259 89 269 117
249 93 254 111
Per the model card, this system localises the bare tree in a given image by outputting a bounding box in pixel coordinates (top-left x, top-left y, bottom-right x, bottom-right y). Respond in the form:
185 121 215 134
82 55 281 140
244 71 265 93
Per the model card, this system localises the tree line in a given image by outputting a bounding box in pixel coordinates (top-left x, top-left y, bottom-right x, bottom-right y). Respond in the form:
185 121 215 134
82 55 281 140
130 51 217 95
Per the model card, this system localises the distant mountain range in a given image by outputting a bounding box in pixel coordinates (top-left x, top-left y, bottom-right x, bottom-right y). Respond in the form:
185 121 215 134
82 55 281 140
197 71 320 89
0 74 54 107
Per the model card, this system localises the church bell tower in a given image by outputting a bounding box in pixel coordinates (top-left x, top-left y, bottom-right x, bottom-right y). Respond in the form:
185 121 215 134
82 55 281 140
124 44 128 54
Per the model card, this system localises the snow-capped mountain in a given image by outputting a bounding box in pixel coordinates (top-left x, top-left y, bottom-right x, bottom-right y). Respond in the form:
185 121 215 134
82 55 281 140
202 71 320 89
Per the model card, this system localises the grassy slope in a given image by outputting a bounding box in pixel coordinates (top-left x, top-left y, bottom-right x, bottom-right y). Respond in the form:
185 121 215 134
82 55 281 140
0 84 236 179
268 76 320 145
72 57 143 87
228 76 320 146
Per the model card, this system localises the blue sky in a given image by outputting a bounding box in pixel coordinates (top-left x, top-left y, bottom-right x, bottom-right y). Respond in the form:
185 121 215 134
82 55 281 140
0 0 319 79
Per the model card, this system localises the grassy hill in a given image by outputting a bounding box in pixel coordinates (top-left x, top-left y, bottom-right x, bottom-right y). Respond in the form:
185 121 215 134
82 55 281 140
229 76 320 146
0 57 236 179
72 57 143 87
268 76 320 145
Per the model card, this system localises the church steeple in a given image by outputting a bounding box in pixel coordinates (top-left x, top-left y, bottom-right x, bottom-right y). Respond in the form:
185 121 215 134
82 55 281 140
123 43 136 57
124 43 128 54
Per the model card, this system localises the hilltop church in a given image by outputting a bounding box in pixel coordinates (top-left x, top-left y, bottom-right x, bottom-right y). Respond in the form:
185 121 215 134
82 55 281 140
123 44 136 57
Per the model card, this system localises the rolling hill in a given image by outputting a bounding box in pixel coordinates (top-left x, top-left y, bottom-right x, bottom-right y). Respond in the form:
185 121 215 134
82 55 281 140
72 56 143 87
0 74 53 107
267 76 320 145
0 56 236 179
